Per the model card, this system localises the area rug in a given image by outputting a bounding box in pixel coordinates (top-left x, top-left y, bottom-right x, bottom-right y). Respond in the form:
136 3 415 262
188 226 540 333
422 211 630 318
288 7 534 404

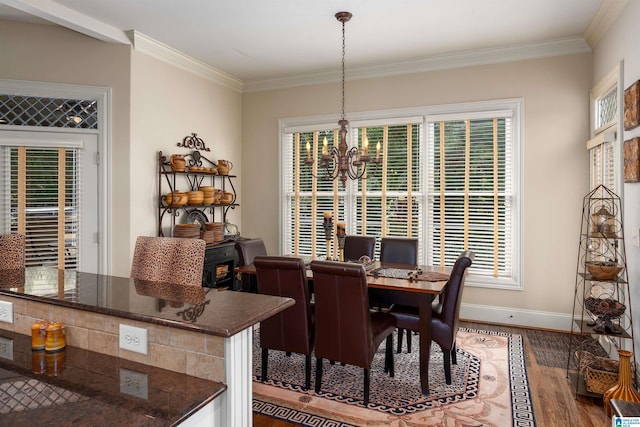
252 328 536 426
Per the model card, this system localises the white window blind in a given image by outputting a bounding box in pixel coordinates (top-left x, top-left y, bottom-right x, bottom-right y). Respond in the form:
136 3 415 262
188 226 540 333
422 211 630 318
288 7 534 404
427 117 512 279
0 146 80 269
281 99 522 288
283 120 421 260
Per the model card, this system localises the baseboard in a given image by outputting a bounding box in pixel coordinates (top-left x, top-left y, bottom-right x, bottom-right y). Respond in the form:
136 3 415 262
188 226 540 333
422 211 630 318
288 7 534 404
460 303 573 332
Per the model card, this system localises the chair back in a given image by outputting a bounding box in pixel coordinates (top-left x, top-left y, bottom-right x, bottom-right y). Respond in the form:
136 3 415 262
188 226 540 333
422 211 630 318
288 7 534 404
235 238 267 266
310 260 375 368
380 237 418 265
433 250 474 345
131 236 205 286
343 235 376 261
254 256 313 355
0 234 25 269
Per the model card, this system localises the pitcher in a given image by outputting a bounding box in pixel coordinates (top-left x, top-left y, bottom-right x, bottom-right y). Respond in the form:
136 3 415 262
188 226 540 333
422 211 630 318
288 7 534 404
217 159 233 175
170 154 186 172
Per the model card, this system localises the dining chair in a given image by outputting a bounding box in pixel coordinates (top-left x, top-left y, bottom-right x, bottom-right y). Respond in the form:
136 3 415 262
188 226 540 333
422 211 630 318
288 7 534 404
254 256 314 389
310 260 396 405
380 237 418 265
343 235 376 261
235 238 267 292
389 250 474 384
0 233 26 269
130 236 205 286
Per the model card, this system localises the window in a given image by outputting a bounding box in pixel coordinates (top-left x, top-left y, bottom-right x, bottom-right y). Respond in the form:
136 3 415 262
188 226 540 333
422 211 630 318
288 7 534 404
281 99 522 288
589 65 621 192
0 145 80 269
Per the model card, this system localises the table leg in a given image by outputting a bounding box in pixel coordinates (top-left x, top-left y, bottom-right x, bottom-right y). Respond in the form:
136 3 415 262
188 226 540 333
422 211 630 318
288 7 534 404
419 294 433 395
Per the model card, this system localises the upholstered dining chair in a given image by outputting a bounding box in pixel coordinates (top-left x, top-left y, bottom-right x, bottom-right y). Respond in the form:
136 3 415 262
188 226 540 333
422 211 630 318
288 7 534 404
254 256 314 389
235 238 267 292
390 250 474 384
310 260 396 405
0 233 26 269
380 237 418 265
130 236 205 286
343 235 376 261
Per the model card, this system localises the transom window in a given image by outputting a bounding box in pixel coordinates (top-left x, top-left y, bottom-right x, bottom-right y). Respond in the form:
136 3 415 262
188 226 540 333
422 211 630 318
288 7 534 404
281 99 522 289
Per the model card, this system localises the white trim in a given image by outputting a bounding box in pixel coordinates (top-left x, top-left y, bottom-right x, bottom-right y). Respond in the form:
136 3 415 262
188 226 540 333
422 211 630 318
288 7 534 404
244 37 590 93
223 327 253 427
586 127 616 150
584 0 630 48
460 302 572 332
0 132 84 148
0 0 130 44
0 79 111 275
128 31 243 93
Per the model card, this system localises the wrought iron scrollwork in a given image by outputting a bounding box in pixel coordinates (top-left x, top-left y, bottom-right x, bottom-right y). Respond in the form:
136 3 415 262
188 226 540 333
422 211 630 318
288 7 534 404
177 132 210 152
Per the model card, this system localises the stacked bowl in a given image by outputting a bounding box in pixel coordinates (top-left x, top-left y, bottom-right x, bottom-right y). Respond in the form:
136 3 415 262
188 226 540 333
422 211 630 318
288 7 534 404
173 223 201 238
206 222 225 243
199 186 215 205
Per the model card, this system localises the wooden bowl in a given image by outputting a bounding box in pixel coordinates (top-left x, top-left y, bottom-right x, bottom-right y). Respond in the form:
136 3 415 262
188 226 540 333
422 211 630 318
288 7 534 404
221 192 234 204
187 190 204 205
586 262 623 280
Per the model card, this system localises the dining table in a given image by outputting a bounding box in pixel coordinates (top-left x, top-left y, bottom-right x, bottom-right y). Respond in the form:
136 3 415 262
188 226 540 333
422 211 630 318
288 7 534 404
236 258 451 395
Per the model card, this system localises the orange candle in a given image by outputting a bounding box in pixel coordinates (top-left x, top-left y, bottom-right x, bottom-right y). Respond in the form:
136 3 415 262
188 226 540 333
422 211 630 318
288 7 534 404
31 320 48 350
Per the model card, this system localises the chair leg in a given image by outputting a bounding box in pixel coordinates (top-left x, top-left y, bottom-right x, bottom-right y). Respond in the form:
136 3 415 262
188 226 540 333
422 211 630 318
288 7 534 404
451 343 457 365
304 354 312 389
407 330 412 353
363 368 370 406
315 357 323 394
396 328 404 353
261 348 268 382
286 351 292 357
443 349 452 384
386 334 395 377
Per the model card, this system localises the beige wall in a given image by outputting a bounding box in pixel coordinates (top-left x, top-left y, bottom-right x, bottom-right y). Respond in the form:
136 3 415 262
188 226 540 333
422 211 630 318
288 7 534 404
129 51 243 272
0 21 243 277
0 20 132 276
242 53 592 322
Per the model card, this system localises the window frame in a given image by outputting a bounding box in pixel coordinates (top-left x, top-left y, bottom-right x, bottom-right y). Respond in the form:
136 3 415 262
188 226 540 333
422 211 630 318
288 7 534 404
279 98 524 289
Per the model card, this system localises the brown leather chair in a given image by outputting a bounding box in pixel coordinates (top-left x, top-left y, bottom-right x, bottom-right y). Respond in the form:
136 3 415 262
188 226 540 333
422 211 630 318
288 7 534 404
310 260 396 405
130 236 205 286
235 238 267 292
343 235 376 261
380 237 418 265
254 256 314 389
0 234 26 269
390 250 474 384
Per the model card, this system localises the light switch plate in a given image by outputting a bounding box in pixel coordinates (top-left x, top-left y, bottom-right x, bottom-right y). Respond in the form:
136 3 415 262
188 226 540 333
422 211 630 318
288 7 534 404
119 324 148 355
0 336 13 360
0 301 13 324
120 368 148 399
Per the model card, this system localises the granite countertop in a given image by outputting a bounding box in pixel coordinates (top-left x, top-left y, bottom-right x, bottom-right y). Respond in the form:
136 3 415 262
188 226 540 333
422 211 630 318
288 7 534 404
0 329 225 426
0 268 294 337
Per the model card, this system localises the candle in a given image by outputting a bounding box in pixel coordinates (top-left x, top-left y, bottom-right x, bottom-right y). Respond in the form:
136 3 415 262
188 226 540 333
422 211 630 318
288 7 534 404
323 211 333 225
363 137 369 156
322 137 328 156
306 141 311 160
337 223 346 237
376 141 381 159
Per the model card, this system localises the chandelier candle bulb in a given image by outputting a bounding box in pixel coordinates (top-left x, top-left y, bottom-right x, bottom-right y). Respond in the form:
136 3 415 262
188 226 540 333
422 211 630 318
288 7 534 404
363 137 369 157
376 141 381 159
322 137 328 156
306 141 311 160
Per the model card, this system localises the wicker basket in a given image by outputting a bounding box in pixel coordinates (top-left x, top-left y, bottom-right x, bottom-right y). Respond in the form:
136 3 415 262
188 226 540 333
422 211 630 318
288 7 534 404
576 350 619 394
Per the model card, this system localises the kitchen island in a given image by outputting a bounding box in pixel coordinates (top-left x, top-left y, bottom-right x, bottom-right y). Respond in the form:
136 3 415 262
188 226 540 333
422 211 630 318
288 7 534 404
0 267 294 426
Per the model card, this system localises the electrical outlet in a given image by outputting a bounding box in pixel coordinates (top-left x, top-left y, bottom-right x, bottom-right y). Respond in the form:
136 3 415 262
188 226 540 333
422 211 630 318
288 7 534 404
0 336 13 360
0 301 13 324
119 368 148 399
119 324 148 355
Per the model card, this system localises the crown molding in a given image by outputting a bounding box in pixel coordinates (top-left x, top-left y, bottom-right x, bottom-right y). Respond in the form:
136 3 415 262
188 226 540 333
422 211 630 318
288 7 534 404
243 37 591 93
127 31 243 93
1 0 130 43
584 0 629 48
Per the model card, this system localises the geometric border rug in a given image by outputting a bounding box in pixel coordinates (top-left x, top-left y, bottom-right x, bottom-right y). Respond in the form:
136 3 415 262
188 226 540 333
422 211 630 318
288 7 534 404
253 328 536 426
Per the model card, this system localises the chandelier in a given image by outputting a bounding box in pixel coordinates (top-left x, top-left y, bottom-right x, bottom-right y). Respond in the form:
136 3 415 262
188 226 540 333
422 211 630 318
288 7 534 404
305 11 381 188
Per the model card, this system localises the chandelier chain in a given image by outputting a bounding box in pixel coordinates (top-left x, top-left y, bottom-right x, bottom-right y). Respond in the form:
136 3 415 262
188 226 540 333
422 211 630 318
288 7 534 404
341 19 346 121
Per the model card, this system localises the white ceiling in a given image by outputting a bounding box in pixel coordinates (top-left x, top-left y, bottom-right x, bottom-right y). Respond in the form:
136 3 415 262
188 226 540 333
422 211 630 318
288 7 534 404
0 0 618 89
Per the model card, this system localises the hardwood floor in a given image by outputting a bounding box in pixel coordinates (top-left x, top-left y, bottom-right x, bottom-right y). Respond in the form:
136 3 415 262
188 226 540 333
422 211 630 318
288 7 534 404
253 321 610 427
